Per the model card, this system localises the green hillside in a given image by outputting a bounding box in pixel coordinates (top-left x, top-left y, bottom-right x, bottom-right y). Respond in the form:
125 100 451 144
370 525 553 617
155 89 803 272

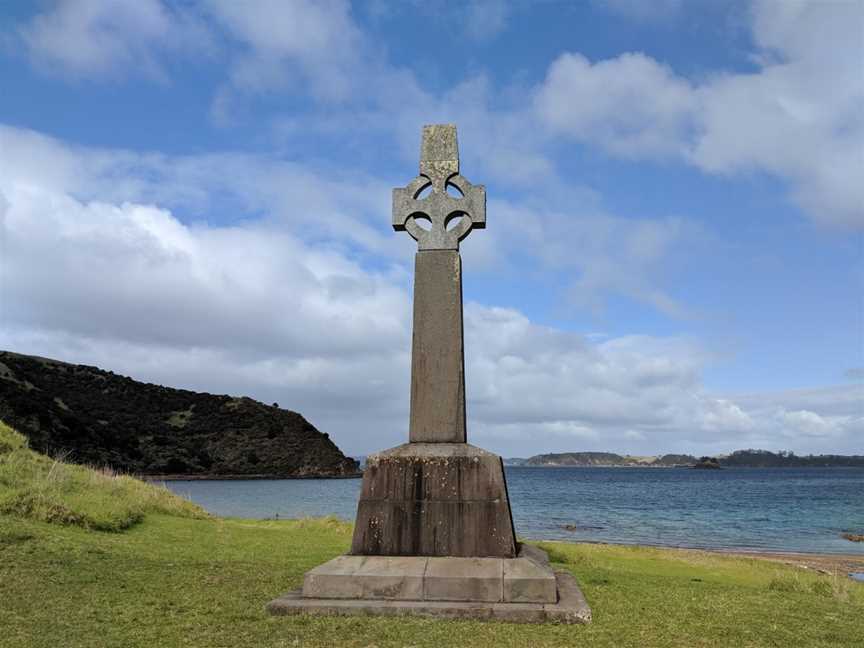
0 420 206 531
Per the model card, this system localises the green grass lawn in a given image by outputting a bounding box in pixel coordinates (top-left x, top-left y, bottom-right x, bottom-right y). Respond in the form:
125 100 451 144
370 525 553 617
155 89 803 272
1 422 862 647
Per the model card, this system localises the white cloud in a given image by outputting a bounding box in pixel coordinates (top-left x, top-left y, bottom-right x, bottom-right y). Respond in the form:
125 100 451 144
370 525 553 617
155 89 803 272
730 383 863 421
690 0 864 227
471 198 694 316
774 409 848 438
1 188 407 357
1 124 859 457
17 0 212 81
534 1 864 228
204 0 365 102
11 0 861 229
466 307 708 429
535 52 696 158
0 124 397 258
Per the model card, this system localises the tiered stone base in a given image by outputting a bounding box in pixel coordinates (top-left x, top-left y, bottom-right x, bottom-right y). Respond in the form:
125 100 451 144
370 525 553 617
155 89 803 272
267 443 591 623
266 546 591 624
350 443 517 558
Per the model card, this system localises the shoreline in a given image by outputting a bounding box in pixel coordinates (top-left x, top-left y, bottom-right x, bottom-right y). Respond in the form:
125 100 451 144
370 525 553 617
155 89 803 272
709 547 864 574
144 472 362 482
534 538 864 573
544 537 864 561
506 464 864 469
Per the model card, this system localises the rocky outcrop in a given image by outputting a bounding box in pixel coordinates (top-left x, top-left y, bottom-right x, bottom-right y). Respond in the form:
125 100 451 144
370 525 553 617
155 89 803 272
0 351 359 478
693 457 722 469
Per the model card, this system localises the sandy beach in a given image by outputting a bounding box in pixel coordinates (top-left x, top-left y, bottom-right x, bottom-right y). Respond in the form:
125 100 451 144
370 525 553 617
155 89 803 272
714 548 864 575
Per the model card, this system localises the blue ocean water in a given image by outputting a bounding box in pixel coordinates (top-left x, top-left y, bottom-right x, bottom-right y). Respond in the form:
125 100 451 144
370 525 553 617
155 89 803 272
162 467 864 555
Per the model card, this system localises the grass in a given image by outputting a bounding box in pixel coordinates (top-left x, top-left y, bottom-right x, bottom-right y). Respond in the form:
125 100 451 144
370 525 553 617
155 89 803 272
1 421 862 647
0 421 207 531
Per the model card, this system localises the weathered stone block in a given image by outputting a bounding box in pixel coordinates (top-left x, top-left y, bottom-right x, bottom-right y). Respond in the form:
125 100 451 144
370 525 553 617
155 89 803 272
544 572 592 624
503 557 557 603
297 550 557 605
350 443 517 558
355 556 427 600
424 557 502 602
266 572 592 624
302 555 366 599
302 555 429 601
490 602 547 623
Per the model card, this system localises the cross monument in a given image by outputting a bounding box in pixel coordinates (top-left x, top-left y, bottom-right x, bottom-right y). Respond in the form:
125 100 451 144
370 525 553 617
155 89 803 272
267 126 592 623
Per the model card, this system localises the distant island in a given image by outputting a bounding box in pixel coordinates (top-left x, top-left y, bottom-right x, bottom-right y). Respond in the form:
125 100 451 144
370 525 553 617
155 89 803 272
0 351 359 479
505 450 864 468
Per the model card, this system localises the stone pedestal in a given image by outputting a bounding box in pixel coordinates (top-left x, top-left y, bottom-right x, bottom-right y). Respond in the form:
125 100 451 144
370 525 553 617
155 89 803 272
267 545 592 624
350 444 517 558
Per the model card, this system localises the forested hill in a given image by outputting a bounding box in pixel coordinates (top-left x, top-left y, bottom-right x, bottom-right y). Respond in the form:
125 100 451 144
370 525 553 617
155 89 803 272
0 351 359 478
521 452 697 467
720 449 864 467
514 450 864 468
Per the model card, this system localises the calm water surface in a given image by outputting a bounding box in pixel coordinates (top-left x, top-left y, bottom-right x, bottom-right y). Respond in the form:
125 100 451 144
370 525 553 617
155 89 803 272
162 467 864 555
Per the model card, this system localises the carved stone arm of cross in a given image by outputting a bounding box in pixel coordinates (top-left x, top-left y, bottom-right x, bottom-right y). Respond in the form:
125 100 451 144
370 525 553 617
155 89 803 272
392 125 486 251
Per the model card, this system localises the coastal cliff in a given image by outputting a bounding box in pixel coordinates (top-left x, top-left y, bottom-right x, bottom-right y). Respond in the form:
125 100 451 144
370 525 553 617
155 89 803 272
0 351 359 478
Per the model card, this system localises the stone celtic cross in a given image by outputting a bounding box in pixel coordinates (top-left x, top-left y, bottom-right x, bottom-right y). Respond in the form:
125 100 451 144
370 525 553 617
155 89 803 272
392 124 486 251
348 124 517 558
392 125 484 444
270 124 589 618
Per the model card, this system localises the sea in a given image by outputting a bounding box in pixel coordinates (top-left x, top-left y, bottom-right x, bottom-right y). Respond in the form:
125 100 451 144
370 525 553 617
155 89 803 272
162 466 864 555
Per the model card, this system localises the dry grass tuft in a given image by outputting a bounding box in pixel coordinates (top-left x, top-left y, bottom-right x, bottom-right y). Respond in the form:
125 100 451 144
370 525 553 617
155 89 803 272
0 420 207 531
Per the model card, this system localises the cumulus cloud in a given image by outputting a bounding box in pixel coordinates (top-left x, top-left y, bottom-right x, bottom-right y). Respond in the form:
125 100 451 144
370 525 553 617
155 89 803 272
1 2 859 460
0 126 858 457
466 307 708 430
1 190 407 357
204 0 365 103
534 1 864 228
691 0 864 227
731 383 863 442
206 0 862 230
535 52 697 158
0 124 397 257
11 0 861 229
16 0 212 80
774 410 845 438
469 198 693 317
14 0 367 102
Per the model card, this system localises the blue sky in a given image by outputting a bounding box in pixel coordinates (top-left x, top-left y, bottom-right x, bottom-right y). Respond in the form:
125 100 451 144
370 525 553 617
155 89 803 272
0 0 861 457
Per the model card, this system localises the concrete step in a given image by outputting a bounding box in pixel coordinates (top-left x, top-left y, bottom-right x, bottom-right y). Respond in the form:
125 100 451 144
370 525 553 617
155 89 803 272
301 545 557 604
269 571 592 624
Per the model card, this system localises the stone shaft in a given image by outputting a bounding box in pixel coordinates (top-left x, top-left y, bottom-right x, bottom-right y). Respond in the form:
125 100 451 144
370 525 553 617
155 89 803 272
409 249 466 443
350 444 517 558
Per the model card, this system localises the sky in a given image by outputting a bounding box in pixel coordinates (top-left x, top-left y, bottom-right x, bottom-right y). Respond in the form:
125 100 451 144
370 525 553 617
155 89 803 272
0 0 861 458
